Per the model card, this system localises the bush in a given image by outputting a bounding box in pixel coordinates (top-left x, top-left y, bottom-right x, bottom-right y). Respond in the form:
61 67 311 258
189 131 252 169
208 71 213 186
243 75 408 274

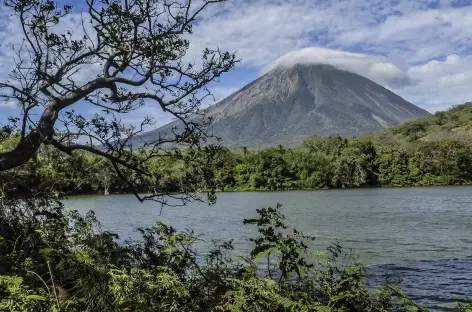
0 194 433 312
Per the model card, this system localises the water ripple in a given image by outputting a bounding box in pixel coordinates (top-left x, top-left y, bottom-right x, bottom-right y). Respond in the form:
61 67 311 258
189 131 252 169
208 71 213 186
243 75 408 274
368 258 472 311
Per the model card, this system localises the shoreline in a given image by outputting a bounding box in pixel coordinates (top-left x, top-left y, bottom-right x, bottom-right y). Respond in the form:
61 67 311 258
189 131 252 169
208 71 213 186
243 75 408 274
62 183 472 198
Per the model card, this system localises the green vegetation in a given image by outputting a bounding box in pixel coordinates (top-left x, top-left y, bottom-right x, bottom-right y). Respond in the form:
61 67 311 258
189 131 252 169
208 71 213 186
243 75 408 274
217 102 472 191
5 102 472 195
3 103 472 311
0 0 471 310
1 193 443 312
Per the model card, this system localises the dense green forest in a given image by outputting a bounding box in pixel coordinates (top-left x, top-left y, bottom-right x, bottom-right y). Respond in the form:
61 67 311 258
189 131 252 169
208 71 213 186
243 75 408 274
3 102 472 196
220 101 472 191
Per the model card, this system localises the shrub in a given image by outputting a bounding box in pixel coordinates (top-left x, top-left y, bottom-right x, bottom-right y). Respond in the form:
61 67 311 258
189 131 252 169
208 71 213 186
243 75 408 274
0 193 432 312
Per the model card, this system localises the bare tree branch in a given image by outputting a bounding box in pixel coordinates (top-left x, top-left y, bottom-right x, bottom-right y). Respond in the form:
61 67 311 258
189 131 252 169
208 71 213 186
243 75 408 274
0 0 237 203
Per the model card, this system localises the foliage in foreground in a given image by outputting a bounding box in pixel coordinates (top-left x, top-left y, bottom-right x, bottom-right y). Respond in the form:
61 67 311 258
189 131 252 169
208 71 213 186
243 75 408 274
0 192 438 312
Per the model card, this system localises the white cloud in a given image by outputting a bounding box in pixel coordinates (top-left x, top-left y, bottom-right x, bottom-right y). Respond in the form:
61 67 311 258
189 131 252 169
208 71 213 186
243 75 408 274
187 0 460 68
1 0 471 119
398 54 472 112
0 9 25 81
0 6 100 89
337 7 472 64
184 0 472 111
264 47 412 88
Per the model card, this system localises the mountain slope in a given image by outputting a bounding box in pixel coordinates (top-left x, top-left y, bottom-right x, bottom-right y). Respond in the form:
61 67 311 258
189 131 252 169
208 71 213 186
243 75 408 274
138 63 430 148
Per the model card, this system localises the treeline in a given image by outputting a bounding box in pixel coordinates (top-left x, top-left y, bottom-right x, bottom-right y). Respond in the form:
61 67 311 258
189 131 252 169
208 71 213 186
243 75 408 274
213 137 472 191
2 102 472 195
0 138 215 197
213 102 472 190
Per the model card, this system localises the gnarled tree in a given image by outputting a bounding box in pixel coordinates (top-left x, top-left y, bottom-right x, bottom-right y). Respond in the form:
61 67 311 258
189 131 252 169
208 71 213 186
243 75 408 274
0 0 236 203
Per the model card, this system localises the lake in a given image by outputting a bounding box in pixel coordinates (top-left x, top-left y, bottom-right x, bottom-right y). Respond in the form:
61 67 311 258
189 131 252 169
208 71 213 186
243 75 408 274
65 186 472 310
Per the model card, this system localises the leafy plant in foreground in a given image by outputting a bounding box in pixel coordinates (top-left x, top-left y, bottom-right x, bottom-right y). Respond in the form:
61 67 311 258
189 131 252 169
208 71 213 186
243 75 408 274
0 193 436 312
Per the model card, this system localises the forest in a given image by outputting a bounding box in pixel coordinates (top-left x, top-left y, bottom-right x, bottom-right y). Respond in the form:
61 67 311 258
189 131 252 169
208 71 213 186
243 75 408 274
3 102 472 196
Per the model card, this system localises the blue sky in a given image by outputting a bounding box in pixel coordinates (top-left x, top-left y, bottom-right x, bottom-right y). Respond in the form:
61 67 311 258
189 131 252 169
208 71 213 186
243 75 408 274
1 0 472 128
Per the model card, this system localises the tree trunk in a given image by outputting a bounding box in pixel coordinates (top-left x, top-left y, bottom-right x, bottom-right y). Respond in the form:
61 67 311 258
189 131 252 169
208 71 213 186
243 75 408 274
0 105 57 172
0 78 112 172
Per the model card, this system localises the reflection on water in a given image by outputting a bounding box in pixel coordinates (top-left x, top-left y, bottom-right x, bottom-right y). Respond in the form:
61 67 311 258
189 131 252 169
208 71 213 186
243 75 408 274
64 186 472 310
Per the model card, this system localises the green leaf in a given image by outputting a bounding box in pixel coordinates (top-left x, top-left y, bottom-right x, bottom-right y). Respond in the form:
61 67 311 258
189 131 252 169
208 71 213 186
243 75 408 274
39 247 55 256
26 295 47 301
35 229 45 236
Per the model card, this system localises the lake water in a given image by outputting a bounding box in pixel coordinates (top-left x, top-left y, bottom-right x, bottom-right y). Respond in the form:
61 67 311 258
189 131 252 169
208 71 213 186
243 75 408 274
65 186 472 310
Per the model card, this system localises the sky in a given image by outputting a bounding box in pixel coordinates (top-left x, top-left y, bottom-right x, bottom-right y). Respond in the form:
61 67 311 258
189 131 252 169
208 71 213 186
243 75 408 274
1 0 472 128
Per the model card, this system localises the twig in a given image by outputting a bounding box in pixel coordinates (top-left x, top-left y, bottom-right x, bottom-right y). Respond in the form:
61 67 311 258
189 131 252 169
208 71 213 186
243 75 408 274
27 270 51 296
47 260 61 311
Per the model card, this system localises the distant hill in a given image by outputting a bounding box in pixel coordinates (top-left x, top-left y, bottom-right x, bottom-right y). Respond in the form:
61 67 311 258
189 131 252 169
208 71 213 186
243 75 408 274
135 63 430 148
371 101 472 145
